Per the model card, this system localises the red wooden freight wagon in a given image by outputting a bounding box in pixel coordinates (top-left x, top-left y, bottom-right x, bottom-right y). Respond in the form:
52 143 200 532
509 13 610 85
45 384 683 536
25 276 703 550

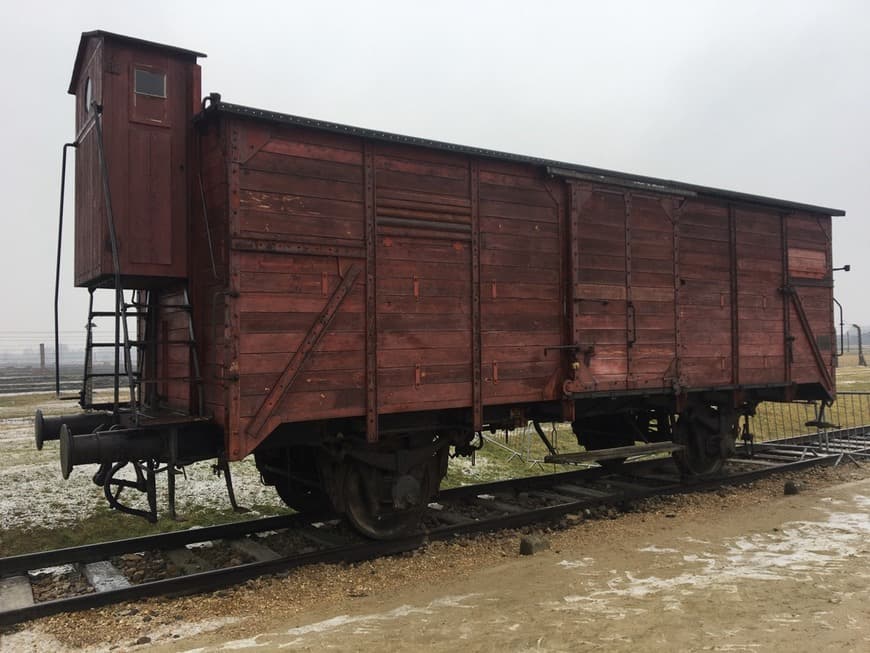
40 31 842 537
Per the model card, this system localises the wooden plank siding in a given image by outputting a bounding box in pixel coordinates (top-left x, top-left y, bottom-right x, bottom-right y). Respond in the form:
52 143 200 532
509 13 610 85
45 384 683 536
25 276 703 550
73 38 104 286
157 287 192 410
678 201 733 387
230 124 368 445
734 208 786 385
786 213 835 386
627 195 677 389
571 188 630 390
478 160 563 403
223 124 573 453
209 115 834 460
189 120 230 428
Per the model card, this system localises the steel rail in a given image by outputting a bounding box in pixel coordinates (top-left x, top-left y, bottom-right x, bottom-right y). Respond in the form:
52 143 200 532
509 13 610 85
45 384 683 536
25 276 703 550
0 536 424 627
1 431 867 627
426 454 851 541
1 513 310 578
0 465 609 578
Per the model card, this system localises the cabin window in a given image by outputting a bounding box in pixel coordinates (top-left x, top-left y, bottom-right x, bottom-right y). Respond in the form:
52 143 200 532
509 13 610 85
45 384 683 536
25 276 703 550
134 68 166 98
84 77 93 113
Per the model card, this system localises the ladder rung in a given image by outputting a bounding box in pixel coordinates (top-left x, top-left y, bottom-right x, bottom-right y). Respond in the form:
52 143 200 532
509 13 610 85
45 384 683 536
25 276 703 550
127 303 193 311
90 310 146 317
85 373 138 379
91 307 192 317
130 339 196 346
89 342 147 348
139 377 202 384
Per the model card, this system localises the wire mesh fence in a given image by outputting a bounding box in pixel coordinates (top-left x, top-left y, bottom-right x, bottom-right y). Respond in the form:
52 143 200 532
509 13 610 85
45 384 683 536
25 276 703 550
480 391 870 469
751 392 870 442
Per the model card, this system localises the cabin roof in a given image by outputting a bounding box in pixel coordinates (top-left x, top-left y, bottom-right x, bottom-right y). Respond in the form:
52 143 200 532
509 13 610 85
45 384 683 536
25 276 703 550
69 30 206 95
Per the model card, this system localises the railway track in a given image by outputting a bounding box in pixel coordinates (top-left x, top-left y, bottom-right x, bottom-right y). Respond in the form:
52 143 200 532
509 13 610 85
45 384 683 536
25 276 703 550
0 371 112 395
2 426 868 627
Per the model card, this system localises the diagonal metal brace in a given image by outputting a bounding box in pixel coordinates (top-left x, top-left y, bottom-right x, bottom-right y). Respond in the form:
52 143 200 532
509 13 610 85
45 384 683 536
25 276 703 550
782 285 835 396
244 262 362 450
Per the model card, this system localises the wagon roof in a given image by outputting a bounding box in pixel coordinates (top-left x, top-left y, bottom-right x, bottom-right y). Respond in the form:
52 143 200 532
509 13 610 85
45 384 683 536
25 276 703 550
68 30 206 94
202 101 845 217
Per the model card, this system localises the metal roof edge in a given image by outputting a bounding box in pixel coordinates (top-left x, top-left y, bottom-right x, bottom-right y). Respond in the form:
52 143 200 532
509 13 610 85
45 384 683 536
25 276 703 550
198 101 846 217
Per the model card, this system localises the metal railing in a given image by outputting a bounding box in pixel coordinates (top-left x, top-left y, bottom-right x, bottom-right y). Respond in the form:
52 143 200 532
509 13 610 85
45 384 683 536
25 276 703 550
479 392 870 468
751 392 870 442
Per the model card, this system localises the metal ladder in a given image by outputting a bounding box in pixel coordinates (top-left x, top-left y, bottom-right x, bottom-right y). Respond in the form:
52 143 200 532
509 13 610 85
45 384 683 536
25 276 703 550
80 286 138 412
80 286 203 419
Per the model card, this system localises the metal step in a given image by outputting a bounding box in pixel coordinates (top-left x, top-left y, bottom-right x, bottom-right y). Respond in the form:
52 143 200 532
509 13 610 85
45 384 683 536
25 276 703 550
545 441 683 465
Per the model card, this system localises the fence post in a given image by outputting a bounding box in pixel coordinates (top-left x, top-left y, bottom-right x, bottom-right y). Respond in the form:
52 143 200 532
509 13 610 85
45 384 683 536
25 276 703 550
854 325 867 366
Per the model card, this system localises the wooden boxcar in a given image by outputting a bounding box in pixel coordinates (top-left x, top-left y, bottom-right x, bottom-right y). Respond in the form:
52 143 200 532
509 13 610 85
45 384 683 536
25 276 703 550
43 31 842 537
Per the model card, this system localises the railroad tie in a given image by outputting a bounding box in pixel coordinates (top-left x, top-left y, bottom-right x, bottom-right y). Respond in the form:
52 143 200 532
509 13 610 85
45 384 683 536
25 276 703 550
229 538 281 563
78 560 131 592
165 548 212 575
0 576 34 611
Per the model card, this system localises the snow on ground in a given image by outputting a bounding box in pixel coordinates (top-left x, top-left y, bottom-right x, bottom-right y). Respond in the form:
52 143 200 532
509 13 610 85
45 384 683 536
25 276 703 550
0 407 286 531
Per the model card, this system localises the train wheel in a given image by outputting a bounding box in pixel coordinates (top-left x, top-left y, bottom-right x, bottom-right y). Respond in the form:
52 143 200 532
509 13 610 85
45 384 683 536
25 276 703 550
273 478 332 514
342 460 429 540
255 447 332 514
673 405 737 476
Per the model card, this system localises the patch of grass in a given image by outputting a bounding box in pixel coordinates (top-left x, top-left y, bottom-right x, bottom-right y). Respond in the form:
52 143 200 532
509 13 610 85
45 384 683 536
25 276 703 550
443 423 586 489
836 354 870 391
0 389 115 419
0 502 291 558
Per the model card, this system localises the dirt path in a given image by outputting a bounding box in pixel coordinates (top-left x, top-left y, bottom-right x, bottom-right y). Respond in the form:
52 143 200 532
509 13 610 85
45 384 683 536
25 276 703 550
3 466 869 652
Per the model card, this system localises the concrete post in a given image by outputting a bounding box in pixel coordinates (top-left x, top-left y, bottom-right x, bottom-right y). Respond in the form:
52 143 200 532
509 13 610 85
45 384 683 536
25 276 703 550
854 325 867 367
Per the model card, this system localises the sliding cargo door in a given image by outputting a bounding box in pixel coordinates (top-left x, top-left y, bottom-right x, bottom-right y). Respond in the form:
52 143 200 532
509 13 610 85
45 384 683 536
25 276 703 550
569 186 630 391
568 186 678 392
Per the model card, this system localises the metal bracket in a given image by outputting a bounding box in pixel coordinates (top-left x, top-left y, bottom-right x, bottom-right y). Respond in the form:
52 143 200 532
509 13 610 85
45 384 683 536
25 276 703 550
544 344 595 366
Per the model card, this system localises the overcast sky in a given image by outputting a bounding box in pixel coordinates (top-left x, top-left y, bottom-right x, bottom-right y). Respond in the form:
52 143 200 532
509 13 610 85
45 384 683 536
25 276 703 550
0 0 867 355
